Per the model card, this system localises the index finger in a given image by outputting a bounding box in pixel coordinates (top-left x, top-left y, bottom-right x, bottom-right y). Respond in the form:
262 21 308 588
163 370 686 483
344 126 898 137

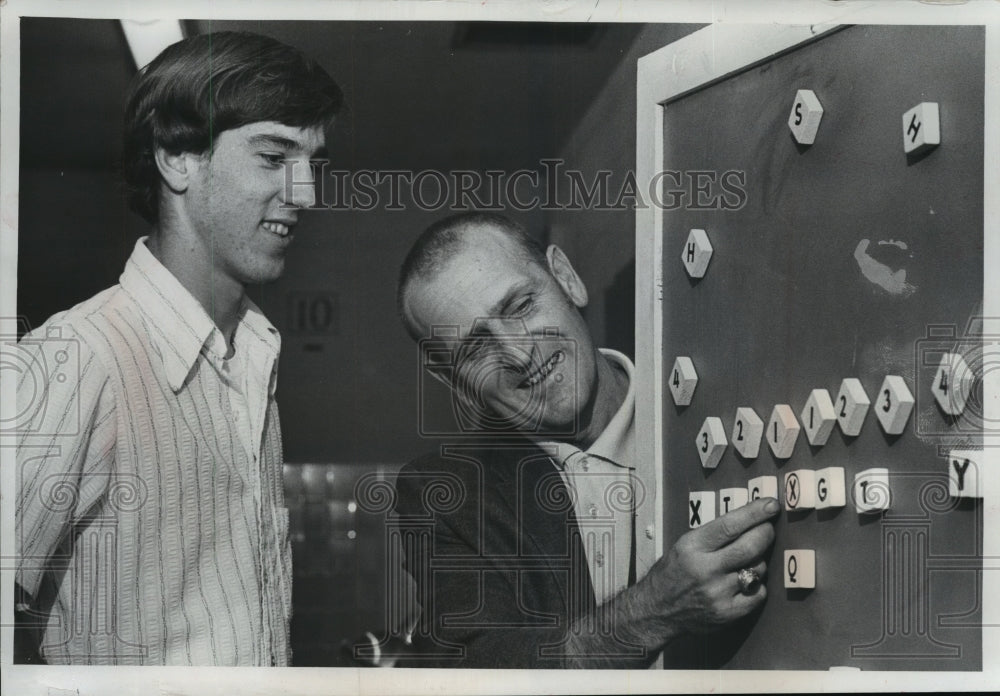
693 497 780 551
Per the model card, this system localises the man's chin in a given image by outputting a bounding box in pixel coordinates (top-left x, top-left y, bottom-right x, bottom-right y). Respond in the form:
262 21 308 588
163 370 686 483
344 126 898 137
240 264 285 286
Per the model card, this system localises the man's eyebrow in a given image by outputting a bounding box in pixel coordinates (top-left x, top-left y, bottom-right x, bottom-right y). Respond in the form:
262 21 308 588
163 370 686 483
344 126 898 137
247 134 299 150
247 134 327 158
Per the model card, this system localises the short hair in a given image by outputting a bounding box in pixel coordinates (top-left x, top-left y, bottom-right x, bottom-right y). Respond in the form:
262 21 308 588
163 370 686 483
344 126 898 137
122 31 344 224
396 212 548 339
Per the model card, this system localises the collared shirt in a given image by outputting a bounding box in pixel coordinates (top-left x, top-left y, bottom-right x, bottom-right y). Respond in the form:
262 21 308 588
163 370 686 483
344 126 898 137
536 349 655 607
16 237 291 666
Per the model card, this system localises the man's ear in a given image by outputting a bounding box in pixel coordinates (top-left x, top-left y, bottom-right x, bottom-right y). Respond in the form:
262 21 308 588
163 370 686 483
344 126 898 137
546 244 588 308
154 147 198 193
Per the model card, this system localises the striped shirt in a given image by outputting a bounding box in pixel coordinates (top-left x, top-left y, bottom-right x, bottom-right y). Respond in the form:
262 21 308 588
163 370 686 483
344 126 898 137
16 237 291 666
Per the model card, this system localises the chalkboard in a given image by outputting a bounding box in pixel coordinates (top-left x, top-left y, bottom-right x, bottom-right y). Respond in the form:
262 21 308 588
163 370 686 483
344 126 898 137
652 25 983 670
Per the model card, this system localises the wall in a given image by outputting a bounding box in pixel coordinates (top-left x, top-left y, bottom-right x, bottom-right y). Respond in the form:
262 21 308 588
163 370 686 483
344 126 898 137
545 23 704 355
16 168 147 328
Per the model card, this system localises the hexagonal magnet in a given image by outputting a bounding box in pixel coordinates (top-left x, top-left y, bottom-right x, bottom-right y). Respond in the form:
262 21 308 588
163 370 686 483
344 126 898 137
732 406 764 459
874 375 915 435
788 89 824 145
767 404 800 459
801 388 836 447
696 416 727 469
932 352 974 416
835 378 871 437
853 467 891 513
902 102 940 155
669 356 699 406
681 228 713 279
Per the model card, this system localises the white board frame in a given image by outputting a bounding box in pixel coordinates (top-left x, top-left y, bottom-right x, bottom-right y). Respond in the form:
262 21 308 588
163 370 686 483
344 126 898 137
634 21 1000 677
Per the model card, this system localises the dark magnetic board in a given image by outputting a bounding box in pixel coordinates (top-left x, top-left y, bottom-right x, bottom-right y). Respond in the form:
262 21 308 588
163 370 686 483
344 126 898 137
658 25 983 670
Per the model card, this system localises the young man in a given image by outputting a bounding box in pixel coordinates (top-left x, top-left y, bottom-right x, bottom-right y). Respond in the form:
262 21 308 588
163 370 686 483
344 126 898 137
393 212 779 668
15 31 342 665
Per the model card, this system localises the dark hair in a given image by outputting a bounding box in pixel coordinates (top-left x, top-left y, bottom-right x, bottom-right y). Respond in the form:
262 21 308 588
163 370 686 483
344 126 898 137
396 212 548 339
122 31 343 224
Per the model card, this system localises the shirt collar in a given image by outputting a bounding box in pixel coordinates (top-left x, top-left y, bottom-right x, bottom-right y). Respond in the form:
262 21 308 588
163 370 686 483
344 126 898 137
588 348 635 464
232 299 283 396
538 348 635 469
119 236 280 393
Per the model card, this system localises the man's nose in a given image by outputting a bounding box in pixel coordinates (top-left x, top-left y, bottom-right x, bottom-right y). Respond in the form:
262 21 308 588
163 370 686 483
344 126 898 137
283 159 317 209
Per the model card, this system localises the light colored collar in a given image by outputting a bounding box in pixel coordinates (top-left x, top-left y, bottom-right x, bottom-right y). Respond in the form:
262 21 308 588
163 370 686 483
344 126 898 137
587 348 635 465
119 236 280 393
538 348 635 469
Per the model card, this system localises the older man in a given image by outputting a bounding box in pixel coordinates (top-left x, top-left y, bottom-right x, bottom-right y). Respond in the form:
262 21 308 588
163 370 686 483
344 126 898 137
15 31 341 665
393 212 779 668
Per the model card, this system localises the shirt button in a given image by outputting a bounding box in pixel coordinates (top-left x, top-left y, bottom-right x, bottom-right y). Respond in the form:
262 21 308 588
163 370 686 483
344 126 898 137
594 552 604 567
645 525 655 540
581 458 589 472
587 503 597 518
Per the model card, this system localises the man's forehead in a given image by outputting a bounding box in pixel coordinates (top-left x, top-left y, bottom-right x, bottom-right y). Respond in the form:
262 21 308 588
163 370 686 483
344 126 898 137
411 236 541 336
447 225 539 274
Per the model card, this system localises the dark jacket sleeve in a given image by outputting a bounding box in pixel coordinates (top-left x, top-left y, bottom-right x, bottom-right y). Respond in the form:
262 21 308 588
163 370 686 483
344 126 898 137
392 449 588 668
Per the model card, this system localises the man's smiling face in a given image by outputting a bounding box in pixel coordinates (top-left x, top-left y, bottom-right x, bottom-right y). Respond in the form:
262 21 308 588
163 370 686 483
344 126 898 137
181 120 326 286
403 224 598 436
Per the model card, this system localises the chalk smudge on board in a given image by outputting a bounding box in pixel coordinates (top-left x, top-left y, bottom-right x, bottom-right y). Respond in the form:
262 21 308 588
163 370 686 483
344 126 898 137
853 238 916 297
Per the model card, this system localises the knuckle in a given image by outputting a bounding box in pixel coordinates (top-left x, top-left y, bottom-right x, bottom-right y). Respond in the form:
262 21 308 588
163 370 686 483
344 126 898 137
675 533 699 560
718 516 737 540
666 543 685 567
